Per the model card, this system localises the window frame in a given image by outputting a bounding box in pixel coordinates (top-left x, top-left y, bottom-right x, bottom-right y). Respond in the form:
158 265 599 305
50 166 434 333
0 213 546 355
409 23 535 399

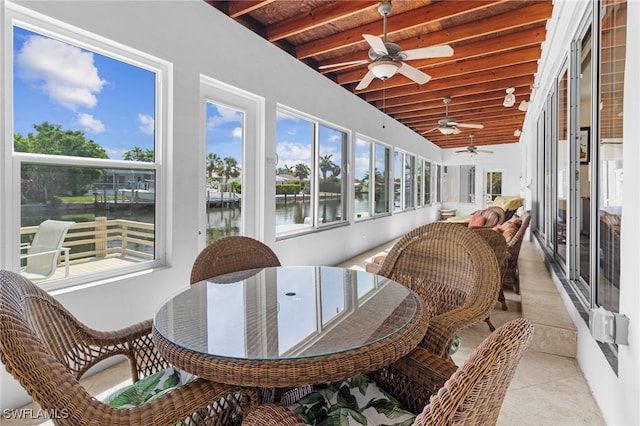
275 105 349 239
4 6 171 291
353 134 391 221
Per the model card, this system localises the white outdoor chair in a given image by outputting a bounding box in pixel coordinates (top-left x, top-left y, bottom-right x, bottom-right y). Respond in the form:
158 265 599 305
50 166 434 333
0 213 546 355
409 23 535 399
20 220 75 281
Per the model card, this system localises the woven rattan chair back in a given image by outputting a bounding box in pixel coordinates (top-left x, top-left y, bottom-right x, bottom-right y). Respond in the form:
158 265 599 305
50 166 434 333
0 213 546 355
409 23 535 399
504 211 532 294
415 318 534 426
241 318 533 426
190 236 281 284
378 222 501 358
471 227 509 318
0 270 258 425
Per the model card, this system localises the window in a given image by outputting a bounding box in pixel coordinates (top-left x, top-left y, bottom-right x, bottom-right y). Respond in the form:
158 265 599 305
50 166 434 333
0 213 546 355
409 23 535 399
444 165 476 203
275 109 347 236
392 150 416 211
354 136 390 220
435 163 442 203
424 160 432 205
204 101 243 243
10 21 167 288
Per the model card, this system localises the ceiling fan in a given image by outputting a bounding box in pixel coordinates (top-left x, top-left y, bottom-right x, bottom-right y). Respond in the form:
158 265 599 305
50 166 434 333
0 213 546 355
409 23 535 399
319 0 454 90
456 134 493 156
424 97 484 135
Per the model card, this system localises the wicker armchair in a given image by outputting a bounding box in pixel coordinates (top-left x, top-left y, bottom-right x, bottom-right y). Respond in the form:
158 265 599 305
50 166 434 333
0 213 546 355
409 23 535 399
0 270 259 426
241 318 534 426
503 211 532 294
377 222 502 359
471 227 509 330
190 236 281 284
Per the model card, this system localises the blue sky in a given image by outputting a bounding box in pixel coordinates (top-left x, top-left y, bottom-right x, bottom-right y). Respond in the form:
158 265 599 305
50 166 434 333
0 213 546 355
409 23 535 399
13 26 155 160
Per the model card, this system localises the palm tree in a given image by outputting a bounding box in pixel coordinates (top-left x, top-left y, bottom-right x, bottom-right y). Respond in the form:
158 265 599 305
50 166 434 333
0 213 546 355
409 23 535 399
221 157 240 183
207 153 223 178
319 154 336 181
293 163 311 189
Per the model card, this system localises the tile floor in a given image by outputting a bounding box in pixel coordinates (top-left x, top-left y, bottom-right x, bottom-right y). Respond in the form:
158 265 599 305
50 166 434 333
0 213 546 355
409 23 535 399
3 240 606 425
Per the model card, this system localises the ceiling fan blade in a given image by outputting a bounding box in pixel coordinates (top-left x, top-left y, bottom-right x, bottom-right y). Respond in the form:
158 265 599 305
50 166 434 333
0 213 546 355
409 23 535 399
477 150 494 154
363 34 388 55
397 62 431 85
422 126 439 134
319 59 370 69
401 44 454 60
455 149 468 153
355 70 376 90
456 123 484 129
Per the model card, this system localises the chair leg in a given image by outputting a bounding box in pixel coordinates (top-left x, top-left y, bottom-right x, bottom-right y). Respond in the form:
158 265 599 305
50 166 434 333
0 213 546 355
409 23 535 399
485 317 496 332
498 288 508 310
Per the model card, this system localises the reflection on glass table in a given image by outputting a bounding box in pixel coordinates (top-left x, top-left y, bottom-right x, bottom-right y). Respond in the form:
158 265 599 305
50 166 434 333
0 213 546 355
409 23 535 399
152 266 428 388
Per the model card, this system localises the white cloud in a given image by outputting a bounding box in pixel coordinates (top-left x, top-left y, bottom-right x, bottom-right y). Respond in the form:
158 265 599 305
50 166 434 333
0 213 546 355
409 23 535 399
76 113 105 133
16 35 105 111
232 127 243 139
207 106 243 129
276 141 311 167
138 114 155 135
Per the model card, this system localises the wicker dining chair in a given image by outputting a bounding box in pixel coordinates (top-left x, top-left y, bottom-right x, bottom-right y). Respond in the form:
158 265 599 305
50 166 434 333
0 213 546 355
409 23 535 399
377 222 502 359
503 211 532 294
241 318 534 426
0 270 259 426
190 236 281 284
471 227 509 331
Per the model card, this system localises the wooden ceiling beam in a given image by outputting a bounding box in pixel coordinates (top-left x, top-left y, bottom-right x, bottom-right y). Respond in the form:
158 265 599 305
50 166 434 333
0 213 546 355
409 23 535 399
295 0 501 59
386 86 531 116
350 46 541 93
227 0 276 18
267 1 379 41
321 11 548 75
366 61 537 103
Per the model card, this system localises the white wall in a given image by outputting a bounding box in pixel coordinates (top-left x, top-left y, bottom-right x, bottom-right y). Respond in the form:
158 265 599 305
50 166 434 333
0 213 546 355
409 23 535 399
441 143 522 215
521 1 639 424
0 0 444 408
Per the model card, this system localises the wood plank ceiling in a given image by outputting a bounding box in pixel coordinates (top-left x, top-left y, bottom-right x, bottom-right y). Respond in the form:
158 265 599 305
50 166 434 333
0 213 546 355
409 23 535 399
206 0 553 149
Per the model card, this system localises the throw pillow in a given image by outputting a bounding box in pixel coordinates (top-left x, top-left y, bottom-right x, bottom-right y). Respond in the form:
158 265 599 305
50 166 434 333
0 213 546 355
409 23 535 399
104 367 196 409
468 215 486 227
289 375 415 426
372 255 387 265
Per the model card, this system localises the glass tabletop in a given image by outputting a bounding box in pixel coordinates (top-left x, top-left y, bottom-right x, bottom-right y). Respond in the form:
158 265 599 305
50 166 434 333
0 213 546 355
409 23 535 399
153 265 418 361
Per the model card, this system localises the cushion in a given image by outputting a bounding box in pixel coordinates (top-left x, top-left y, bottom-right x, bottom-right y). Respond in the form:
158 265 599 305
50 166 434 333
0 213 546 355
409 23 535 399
372 255 387 265
104 367 195 408
497 220 520 243
289 375 416 426
468 215 486 227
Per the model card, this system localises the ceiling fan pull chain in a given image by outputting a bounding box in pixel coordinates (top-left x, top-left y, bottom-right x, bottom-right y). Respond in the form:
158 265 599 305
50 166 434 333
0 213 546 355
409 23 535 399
382 80 386 129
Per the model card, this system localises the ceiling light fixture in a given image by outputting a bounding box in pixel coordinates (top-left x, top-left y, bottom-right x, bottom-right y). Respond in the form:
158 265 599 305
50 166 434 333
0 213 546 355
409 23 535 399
439 126 458 135
518 100 529 111
514 129 522 137
369 61 400 80
503 87 516 107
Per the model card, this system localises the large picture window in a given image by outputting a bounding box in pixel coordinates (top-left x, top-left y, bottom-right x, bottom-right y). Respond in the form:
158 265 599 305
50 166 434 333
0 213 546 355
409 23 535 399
275 109 347 236
10 22 166 288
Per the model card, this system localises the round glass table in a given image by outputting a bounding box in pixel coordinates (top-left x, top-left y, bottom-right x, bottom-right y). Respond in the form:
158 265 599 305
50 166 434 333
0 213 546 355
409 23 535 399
152 265 428 388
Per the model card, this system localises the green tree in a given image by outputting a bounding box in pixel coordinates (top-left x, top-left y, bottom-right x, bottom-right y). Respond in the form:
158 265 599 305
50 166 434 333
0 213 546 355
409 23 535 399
123 146 154 162
319 154 336 181
220 157 241 183
15 122 109 199
207 153 223 178
293 163 311 189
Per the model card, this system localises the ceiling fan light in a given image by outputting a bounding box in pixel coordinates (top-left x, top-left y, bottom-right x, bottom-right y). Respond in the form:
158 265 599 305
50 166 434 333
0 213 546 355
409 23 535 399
518 100 529 111
503 87 516 107
514 129 522 137
439 126 457 135
370 61 400 80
